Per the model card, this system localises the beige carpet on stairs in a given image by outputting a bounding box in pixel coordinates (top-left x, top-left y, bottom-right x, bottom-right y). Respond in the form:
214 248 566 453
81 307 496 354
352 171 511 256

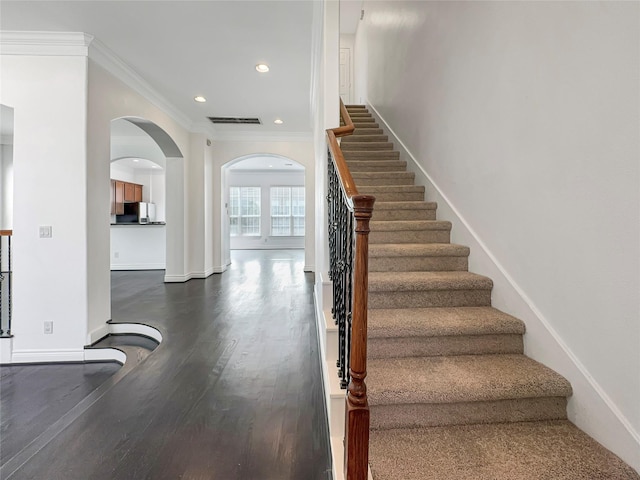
342 105 639 480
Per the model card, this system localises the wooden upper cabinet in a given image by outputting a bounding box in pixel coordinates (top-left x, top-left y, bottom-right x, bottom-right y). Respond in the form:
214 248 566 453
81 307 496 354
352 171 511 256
110 180 116 215
114 180 125 215
112 179 143 213
124 182 136 203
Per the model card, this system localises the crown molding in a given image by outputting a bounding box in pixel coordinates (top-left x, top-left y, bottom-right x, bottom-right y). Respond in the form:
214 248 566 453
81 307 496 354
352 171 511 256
88 38 193 131
0 31 93 56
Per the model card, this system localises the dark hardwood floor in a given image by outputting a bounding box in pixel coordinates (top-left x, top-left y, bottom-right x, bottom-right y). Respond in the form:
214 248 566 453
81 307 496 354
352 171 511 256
1 250 332 480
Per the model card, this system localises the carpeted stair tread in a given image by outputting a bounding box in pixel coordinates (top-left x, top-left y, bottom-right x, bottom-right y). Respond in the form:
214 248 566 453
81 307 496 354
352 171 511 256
352 171 415 186
369 420 640 480
343 150 400 160
369 243 469 259
370 219 450 232
350 116 376 122
346 160 408 172
369 271 493 292
341 141 394 150
341 134 388 142
351 127 384 135
369 307 525 338
367 354 572 406
369 243 469 271
374 201 437 211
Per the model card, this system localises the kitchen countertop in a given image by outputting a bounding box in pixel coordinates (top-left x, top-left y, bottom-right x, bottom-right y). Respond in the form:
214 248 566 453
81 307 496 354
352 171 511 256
110 222 166 226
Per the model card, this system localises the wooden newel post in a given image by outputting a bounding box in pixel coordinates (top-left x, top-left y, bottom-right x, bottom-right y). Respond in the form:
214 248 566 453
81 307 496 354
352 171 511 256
345 194 375 480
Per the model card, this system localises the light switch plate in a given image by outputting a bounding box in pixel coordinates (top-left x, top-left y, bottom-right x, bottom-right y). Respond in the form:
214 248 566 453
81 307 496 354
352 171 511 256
39 226 52 238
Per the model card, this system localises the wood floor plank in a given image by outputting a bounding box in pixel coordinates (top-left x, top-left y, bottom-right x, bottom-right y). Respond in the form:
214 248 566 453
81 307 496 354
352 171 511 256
3 250 332 480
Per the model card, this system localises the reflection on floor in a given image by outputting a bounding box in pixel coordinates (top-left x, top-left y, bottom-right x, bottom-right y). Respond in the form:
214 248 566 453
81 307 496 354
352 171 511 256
1 249 331 480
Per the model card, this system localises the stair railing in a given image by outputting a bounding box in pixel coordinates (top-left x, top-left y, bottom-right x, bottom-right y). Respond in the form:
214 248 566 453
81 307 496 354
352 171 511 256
0 230 13 337
326 100 374 480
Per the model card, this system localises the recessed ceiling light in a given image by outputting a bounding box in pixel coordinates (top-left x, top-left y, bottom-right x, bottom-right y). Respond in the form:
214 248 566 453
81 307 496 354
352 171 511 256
274 119 283 125
133 159 139 163
152 165 159 169
255 64 270 73
269 165 273 168
194 96 207 103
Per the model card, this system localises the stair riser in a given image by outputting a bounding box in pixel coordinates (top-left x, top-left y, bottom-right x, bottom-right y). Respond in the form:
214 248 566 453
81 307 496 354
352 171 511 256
353 123 379 129
352 128 384 135
344 151 400 160
351 117 376 122
362 192 425 202
368 334 523 359
353 177 414 186
341 135 388 143
372 209 436 221
341 143 394 151
347 162 408 173
368 289 491 309
369 397 567 430
369 256 468 272
369 230 450 244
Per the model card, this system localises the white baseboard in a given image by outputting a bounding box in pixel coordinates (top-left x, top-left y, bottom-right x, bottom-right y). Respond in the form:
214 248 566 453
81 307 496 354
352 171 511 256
11 349 85 363
107 322 163 343
0 336 13 364
110 263 165 270
368 102 640 472
84 347 126 364
191 267 215 279
87 323 110 345
164 272 192 283
304 264 315 272
212 264 227 274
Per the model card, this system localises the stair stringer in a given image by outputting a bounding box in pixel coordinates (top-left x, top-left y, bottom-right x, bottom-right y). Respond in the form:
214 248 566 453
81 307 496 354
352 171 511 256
366 101 640 473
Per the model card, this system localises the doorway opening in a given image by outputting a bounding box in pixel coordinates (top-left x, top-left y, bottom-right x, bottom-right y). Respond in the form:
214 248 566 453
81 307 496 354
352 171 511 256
221 154 306 267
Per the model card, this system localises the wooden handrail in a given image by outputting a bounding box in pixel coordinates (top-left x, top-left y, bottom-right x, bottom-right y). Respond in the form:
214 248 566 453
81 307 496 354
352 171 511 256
326 101 357 201
0 230 12 236
326 100 374 480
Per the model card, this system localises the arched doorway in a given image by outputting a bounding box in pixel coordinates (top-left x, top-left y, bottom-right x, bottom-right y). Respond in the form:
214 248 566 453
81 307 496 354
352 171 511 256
221 154 308 268
110 117 184 281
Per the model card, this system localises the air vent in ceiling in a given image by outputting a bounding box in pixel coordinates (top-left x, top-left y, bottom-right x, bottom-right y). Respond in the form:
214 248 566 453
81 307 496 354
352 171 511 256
208 117 261 125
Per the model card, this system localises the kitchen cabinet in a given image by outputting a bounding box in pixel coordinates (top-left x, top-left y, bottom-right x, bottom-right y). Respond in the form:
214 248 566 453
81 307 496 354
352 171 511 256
110 180 115 214
124 182 136 202
114 180 125 215
111 179 143 215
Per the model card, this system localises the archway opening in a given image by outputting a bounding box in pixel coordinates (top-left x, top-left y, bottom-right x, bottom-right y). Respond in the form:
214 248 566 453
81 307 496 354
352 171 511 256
221 154 306 266
109 117 183 282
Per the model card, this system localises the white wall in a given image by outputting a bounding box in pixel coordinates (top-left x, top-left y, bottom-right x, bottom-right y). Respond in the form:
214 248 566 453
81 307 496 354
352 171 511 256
0 143 13 230
110 225 166 270
87 58 194 341
133 170 165 220
110 162 135 183
357 0 640 470
0 53 89 361
226 169 305 250
212 140 315 272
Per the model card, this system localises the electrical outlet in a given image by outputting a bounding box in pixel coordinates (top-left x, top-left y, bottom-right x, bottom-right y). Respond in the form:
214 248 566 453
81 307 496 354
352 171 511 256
44 321 53 334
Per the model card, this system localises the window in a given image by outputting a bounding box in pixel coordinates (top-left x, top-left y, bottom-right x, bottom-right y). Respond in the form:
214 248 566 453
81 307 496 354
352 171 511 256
229 187 261 236
270 186 305 236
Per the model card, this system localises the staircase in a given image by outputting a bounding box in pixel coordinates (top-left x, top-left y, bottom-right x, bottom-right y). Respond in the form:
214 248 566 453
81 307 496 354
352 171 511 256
342 105 639 480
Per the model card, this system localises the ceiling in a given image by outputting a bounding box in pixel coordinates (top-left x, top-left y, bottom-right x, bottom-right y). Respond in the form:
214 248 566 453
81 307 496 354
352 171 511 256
0 1 316 137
